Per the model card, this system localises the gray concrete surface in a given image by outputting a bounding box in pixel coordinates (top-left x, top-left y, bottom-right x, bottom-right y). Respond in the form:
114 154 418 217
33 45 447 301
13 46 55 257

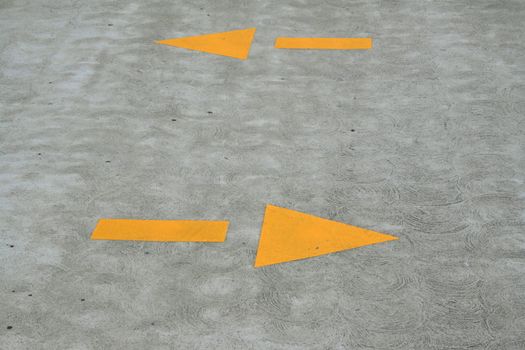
1 0 524 349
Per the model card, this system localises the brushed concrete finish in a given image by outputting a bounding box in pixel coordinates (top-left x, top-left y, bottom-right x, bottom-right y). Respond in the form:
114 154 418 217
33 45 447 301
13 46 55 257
1 0 524 349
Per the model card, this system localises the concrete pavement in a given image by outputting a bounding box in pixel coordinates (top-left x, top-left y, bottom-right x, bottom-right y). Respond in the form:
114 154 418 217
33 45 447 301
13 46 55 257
1 0 524 348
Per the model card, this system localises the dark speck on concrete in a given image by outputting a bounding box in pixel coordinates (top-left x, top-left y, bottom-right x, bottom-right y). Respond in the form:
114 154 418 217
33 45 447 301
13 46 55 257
105 160 111 163
171 119 176 121
108 24 113 26
8 245 14 248
81 298 85 302
351 129 355 132
28 294 32 297
207 111 213 114
145 251 150 255
7 326 12 330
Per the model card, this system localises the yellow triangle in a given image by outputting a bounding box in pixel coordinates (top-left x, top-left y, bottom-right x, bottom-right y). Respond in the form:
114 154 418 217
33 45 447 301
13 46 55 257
254 205 398 267
156 28 256 60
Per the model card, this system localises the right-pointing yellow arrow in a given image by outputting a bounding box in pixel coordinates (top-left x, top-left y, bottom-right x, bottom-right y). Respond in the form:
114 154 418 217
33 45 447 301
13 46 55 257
254 204 397 267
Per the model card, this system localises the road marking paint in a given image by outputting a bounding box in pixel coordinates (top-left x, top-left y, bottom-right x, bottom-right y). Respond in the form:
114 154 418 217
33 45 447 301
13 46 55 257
156 28 256 60
274 37 372 50
91 219 229 242
254 204 397 267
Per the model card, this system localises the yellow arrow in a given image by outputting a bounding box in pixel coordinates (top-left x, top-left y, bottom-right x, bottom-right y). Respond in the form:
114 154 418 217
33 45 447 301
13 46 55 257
156 28 256 60
91 219 229 242
254 205 398 267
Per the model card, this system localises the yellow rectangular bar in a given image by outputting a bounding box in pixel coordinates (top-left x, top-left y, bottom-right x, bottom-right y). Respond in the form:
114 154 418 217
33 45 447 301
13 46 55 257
91 219 229 242
275 37 372 50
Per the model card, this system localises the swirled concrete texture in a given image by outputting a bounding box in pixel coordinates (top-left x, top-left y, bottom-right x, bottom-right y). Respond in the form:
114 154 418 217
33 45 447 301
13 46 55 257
1 0 524 349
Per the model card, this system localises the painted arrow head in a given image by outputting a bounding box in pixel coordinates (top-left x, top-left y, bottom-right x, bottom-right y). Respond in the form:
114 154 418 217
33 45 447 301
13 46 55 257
156 28 256 60
254 204 399 267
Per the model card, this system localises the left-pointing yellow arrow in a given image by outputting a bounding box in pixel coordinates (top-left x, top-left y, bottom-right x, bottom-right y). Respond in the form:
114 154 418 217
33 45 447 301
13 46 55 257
156 28 256 60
